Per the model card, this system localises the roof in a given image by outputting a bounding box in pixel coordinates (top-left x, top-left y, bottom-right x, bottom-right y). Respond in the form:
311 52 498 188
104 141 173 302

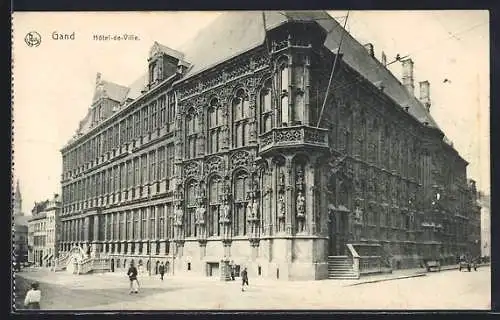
177 11 441 130
71 11 447 145
92 79 130 104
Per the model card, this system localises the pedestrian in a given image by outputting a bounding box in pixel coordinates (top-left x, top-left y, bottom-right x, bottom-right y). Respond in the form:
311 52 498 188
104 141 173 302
159 262 165 281
24 282 41 310
230 264 235 281
127 262 140 294
241 267 249 292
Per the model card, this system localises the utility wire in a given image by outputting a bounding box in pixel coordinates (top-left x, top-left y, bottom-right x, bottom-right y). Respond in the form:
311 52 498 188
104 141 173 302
317 20 488 103
316 11 350 128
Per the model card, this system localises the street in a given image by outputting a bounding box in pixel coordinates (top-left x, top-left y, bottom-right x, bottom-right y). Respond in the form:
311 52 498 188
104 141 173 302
14 266 490 310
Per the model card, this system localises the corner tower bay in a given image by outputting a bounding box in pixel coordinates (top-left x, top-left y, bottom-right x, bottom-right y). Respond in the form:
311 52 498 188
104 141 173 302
58 11 481 280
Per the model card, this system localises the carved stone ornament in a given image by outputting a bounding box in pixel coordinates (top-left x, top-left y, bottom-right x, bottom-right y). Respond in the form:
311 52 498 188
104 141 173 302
206 156 224 174
231 150 251 169
184 161 200 178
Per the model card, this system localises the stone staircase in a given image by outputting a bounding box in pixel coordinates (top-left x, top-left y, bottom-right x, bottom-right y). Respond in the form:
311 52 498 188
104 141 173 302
327 256 359 279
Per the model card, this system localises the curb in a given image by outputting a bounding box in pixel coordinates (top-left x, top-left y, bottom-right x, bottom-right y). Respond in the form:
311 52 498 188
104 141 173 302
345 273 427 287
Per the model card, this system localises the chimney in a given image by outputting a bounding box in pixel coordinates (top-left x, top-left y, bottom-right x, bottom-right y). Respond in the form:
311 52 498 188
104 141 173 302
381 51 387 66
364 43 374 57
401 58 414 95
419 80 431 111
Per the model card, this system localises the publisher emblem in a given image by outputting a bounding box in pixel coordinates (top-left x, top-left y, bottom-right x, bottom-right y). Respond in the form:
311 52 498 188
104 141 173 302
25 31 42 47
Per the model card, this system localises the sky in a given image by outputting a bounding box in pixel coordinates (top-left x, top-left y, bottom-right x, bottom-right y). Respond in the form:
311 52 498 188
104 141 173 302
12 11 489 215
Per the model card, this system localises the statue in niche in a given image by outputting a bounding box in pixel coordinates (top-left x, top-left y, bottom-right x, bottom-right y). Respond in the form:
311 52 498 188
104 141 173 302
296 167 304 187
222 198 231 222
279 171 285 189
277 193 286 233
296 191 305 217
296 191 306 232
174 204 184 226
195 200 206 225
278 193 286 218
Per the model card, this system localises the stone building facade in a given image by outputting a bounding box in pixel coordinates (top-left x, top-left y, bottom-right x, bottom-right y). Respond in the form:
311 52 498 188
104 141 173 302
27 194 62 267
59 11 481 280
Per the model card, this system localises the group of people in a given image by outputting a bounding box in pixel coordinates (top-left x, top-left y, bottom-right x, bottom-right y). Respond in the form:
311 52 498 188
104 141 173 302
126 261 167 294
22 261 250 310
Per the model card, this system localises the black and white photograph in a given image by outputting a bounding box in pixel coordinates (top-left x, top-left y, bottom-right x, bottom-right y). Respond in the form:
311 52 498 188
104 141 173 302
11 10 490 311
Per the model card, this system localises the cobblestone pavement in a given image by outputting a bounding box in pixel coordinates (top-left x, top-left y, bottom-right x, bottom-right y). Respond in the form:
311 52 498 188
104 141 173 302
14 266 490 310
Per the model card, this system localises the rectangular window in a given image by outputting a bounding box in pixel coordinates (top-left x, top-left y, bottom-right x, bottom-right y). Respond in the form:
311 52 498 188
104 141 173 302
158 205 165 239
141 154 148 184
134 112 140 137
159 96 166 126
166 144 174 179
143 107 149 135
158 147 165 181
150 206 156 239
141 208 147 238
151 101 158 131
133 210 140 240
150 151 156 182
134 158 140 186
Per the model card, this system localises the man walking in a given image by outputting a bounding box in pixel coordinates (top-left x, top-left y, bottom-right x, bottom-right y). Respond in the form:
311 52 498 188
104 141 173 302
241 267 249 292
127 262 140 294
159 262 165 281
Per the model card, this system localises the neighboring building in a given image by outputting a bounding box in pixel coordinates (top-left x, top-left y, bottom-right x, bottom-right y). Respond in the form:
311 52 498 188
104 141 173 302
27 194 62 267
13 180 29 263
478 192 491 257
58 11 481 280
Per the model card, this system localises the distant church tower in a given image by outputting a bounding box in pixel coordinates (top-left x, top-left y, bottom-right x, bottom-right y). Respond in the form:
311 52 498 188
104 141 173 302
13 179 23 216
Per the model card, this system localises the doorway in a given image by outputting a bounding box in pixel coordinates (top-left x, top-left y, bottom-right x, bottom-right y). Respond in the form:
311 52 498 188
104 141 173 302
328 210 348 256
207 262 219 277
111 259 115 272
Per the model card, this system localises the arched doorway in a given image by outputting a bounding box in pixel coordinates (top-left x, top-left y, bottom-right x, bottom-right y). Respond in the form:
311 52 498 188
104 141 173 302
111 259 115 272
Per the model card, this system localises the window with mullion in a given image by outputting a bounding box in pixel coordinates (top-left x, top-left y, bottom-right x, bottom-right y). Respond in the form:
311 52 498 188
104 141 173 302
149 151 157 183
151 101 158 131
186 109 198 159
158 147 165 181
158 205 165 239
159 96 166 127
142 107 150 135
141 208 147 239
208 100 222 154
134 112 141 138
208 176 222 237
277 60 290 126
232 89 250 148
233 172 248 236
260 80 273 133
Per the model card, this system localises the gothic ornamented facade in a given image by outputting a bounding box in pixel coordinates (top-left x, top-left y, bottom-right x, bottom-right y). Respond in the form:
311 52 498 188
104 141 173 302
58 11 481 280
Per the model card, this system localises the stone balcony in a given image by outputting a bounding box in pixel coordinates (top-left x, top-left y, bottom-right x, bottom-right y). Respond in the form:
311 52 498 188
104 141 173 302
258 125 329 155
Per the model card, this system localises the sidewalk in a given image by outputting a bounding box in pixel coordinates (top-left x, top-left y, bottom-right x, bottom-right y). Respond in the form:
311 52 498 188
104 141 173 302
345 262 491 287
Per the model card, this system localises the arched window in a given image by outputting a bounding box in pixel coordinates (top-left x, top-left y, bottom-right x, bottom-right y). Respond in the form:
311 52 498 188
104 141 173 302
208 99 221 154
277 59 289 126
185 181 197 237
232 89 249 148
260 80 273 133
233 171 249 236
185 108 198 159
208 175 223 237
